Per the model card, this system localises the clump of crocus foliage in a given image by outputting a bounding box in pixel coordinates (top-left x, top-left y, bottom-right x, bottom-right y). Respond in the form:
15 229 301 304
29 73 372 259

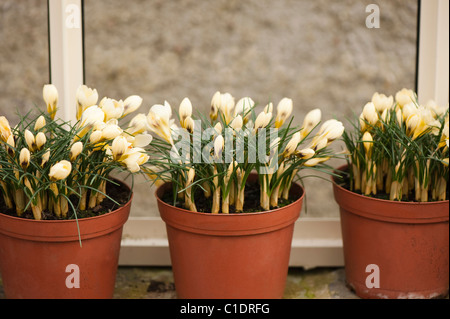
0 84 151 220
343 88 449 202
146 91 344 213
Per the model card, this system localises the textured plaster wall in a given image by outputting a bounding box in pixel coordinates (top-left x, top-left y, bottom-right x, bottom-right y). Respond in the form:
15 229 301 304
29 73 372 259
0 0 418 217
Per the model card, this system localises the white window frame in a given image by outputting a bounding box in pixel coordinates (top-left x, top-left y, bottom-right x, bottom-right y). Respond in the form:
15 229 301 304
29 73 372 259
47 0 448 268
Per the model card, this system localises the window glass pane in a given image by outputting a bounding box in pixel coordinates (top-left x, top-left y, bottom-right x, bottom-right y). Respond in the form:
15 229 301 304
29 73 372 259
0 0 49 124
84 0 418 217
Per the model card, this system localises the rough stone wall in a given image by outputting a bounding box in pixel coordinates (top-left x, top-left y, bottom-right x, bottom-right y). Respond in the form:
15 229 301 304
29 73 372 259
0 0 418 217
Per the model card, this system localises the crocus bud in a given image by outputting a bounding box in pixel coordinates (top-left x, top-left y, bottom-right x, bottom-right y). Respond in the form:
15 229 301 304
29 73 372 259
362 102 378 126
122 95 143 117
184 116 195 134
43 84 58 120
296 148 315 160
34 115 46 131
69 141 83 161
214 122 223 135
210 91 221 121
214 134 224 159
35 132 47 150
304 157 330 167
179 97 193 127
275 98 293 128
283 131 301 157
112 136 129 160
220 93 235 124
362 131 373 154
254 111 272 132
301 108 321 139
6 134 15 156
230 115 243 132
24 129 36 151
0 116 12 142
264 102 273 114
49 160 72 181
20 148 31 169
187 167 196 185
41 149 50 167
234 97 254 123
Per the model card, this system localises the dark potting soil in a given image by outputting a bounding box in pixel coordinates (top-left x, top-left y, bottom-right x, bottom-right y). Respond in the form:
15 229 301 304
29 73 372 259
161 180 296 214
0 180 130 220
335 167 449 202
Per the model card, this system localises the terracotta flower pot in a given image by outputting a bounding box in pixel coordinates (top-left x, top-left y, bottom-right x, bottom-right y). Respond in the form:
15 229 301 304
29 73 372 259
156 177 304 299
0 181 132 299
332 165 449 299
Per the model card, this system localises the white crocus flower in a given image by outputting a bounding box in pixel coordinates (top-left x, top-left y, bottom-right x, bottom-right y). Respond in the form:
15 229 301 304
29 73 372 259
120 147 149 173
147 101 174 145
362 102 378 126
76 85 98 120
395 88 415 108
102 122 123 140
111 135 130 161
234 97 254 123
79 105 105 128
99 97 124 121
372 92 393 113
49 160 72 181
122 95 143 117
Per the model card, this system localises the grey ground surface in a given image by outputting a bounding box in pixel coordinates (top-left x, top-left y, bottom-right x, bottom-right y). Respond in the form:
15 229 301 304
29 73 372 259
0 266 359 299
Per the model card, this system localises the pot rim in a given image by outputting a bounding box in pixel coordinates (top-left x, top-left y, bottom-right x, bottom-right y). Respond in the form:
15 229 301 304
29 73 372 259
332 164 449 206
155 176 305 236
155 178 305 217
0 178 132 224
0 178 133 241
332 164 449 223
